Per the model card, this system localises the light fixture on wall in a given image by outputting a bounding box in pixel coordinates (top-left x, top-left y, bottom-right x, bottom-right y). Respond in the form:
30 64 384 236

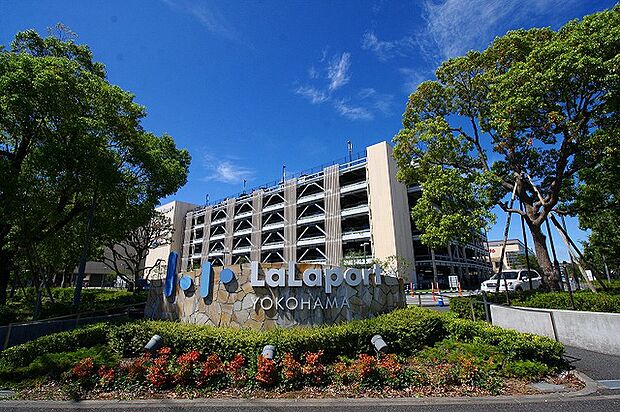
144 335 162 352
262 344 275 360
371 334 388 356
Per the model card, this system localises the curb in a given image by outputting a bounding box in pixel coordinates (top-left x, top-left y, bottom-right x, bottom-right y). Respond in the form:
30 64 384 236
569 370 600 397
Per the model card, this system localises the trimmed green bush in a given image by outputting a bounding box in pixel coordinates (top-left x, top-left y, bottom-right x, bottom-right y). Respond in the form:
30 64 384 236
0 323 111 371
444 317 565 367
503 360 550 379
451 290 620 320
519 291 620 313
0 306 565 384
107 307 447 362
449 296 488 321
1 345 119 381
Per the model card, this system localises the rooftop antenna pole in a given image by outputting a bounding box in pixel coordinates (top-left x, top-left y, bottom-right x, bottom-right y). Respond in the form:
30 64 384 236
243 179 247 194
347 140 353 163
282 164 286 183
205 194 209 206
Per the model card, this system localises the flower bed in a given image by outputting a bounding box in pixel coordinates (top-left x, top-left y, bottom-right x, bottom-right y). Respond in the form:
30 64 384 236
0 307 570 399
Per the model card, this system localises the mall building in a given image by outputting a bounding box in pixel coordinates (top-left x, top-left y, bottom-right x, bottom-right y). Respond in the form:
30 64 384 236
486 239 535 273
150 141 491 289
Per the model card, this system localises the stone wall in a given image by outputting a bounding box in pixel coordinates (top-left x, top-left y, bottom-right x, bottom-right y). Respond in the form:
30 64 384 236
145 263 405 330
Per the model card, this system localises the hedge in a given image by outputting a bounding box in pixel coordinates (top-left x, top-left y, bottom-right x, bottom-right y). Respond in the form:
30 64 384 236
443 317 565 367
0 306 565 379
0 323 111 371
519 291 620 313
451 290 620 321
106 307 447 362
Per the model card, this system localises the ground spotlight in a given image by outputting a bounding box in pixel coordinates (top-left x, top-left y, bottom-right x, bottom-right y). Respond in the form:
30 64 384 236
371 334 388 355
262 344 275 360
144 334 162 352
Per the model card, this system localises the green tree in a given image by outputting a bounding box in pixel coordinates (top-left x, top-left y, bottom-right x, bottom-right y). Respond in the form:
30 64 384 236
0 27 191 304
101 210 173 291
393 7 619 290
574 146 620 273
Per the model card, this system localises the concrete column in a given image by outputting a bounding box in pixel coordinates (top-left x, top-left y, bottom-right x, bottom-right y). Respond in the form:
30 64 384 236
283 179 297 262
181 211 193 271
250 190 263 262
200 207 212 264
224 198 236 265
366 141 415 281
324 165 342 265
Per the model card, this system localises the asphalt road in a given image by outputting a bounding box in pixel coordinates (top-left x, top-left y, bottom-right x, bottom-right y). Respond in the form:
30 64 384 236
564 346 620 380
0 395 619 412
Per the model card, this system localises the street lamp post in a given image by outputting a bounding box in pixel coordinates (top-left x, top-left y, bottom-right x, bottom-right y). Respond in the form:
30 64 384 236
362 242 370 267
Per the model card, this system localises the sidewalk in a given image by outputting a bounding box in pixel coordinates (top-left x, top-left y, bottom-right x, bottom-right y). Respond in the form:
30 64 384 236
565 345 620 391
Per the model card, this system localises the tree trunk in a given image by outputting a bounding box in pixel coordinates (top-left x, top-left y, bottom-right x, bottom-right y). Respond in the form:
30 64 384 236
529 223 560 291
0 249 12 305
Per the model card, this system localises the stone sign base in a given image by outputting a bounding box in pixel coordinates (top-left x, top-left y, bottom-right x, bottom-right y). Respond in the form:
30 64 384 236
145 263 405 330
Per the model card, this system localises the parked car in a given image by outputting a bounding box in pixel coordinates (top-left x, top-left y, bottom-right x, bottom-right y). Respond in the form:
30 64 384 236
480 269 542 292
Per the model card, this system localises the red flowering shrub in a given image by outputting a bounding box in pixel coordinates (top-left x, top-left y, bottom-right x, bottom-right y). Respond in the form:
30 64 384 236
301 351 325 385
226 354 247 384
280 353 302 386
177 350 201 366
378 354 402 379
172 351 201 385
145 348 174 389
146 365 168 388
97 365 115 387
351 354 377 381
329 361 352 384
125 357 147 381
71 357 95 382
157 347 173 358
197 353 226 389
255 355 277 387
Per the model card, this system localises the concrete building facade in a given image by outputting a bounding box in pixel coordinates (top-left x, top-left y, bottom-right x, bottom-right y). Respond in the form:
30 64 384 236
487 239 534 272
172 141 490 289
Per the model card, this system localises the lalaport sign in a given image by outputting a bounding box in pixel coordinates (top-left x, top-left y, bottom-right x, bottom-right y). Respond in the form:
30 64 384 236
164 252 385 312
248 261 383 311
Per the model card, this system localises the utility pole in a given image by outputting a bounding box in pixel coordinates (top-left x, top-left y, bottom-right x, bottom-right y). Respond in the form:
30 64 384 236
347 140 353 163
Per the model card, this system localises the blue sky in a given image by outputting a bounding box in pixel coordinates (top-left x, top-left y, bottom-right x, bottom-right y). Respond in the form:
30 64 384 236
2 0 616 259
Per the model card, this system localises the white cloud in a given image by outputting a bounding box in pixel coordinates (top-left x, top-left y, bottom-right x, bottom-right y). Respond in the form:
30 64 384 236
334 99 374 121
361 31 416 61
327 53 351 91
295 85 328 104
201 154 254 184
420 0 580 61
308 66 319 79
357 88 394 114
357 87 376 99
162 0 244 44
399 67 426 93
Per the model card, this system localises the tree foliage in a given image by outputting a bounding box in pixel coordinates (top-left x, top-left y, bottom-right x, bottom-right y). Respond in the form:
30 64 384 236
0 27 191 303
574 144 620 272
101 210 173 289
393 7 620 290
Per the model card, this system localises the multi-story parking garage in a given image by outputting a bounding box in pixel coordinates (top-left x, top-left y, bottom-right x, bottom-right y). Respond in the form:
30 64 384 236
175 141 491 288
